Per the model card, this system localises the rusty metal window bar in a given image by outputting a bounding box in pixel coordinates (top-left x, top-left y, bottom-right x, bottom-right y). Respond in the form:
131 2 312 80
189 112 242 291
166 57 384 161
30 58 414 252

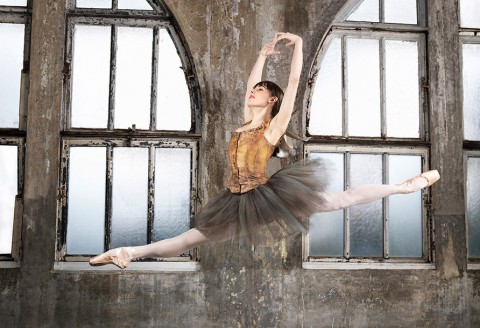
304 0 432 264
459 1 480 265
58 1 200 262
0 1 30 263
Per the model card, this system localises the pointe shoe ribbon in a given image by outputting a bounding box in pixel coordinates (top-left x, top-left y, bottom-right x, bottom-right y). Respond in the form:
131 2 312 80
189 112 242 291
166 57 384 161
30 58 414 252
89 247 135 269
401 170 440 194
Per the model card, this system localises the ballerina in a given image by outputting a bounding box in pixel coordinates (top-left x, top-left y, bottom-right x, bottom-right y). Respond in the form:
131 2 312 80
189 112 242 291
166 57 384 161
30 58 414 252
90 32 439 269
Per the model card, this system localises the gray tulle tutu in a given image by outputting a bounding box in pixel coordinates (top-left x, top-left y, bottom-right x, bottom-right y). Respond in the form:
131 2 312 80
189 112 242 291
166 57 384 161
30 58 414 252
195 158 330 245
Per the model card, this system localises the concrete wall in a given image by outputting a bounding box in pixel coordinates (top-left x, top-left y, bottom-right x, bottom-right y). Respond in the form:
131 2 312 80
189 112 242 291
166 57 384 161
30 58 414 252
1 0 479 327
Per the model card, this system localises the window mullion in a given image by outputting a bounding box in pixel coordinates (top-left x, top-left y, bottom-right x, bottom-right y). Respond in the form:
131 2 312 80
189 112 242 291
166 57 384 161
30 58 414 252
104 145 113 251
380 37 386 138
147 145 155 243
379 0 384 23
108 25 117 130
383 153 390 258
344 152 351 259
150 27 159 131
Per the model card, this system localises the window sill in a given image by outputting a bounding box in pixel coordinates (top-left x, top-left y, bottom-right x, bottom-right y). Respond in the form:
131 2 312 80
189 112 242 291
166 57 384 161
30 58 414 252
303 262 435 270
53 261 200 272
467 263 480 270
0 261 20 269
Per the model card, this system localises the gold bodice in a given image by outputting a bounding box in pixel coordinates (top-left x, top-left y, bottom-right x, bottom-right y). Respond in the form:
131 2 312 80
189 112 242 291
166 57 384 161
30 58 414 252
227 122 275 194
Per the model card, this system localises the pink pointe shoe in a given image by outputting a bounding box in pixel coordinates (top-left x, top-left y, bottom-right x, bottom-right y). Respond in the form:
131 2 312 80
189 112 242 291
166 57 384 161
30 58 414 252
400 170 440 194
89 247 135 269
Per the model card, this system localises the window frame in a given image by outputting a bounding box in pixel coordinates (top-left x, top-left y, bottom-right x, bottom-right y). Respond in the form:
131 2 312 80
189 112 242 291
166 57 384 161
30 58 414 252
460 33 480 268
0 2 31 266
303 0 434 268
55 1 201 267
303 144 433 265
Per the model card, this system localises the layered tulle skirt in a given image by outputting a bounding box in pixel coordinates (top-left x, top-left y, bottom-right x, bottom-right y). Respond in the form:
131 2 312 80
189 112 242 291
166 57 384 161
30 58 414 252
195 159 330 245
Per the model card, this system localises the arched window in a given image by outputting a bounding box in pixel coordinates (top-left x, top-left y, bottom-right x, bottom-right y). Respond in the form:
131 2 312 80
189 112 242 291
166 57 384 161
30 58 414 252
460 0 480 264
56 0 200 268
304 0 431 266
0 0 30 265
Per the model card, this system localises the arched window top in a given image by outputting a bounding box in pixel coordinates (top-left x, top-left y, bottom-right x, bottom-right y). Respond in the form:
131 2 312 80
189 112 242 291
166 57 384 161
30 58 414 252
334 0 426 27
65 0 200 132
70 0 166 13
460 0 480 28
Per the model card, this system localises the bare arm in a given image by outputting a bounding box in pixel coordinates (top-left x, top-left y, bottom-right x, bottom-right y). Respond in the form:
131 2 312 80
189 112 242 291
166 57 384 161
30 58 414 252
243 39 280 122
267 33 303 144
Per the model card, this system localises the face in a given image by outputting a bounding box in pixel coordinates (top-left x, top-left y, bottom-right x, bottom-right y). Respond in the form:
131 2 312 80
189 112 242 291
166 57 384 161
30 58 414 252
248 85 276 108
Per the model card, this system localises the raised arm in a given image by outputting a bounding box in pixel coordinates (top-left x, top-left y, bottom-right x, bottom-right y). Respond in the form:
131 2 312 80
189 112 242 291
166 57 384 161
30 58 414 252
243 39 280 122
267 33 303 144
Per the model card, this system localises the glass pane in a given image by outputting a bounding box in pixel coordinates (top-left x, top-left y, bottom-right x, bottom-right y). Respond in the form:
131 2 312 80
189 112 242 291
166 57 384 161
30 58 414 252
467 157 480 258
347 0 379 22
384 0 417 24
156 29 191 131
388 155 422 257
462 43 480 141
309 37 343 136
347 38 381 137
385 40 420 138
349 154 383 257
0 0 26 6
309 152 344 256
111 148 148 248
118 0 153 10
76 0 111 8
115 27 153 129
0 146 17 254
66 147 106 254
154 148 191 241
71 25 111 128
0 23 24 128
460 0 480 28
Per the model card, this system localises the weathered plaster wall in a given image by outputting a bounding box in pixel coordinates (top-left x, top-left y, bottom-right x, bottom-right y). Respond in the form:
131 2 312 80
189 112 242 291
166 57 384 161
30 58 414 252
0 0 479 327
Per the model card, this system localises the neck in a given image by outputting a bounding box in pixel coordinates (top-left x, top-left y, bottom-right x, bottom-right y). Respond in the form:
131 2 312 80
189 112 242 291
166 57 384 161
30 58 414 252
249 106 272 124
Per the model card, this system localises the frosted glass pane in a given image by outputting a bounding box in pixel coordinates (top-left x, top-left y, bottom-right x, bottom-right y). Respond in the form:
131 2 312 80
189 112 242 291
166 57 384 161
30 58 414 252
0 23 24 128
460 0 480 28
349 154 383 257
467 157 480 258
76 0 111 8
0 0 26 6
309 38 342 136
154 148 191 241
385 40 420 138
347 0 379 22
67 147 106 254
462 43 480 141
115 27 153 129
156 29 191 131
388 155 422 257
309 152 344 256
118 0 153 10
347 38 381 137
71 25 111 128
384 0 417 24
0 146 17 254
111 148 148 248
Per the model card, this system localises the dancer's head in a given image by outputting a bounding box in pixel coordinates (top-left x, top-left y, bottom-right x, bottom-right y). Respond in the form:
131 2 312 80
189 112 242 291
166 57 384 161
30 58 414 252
252 81 284 119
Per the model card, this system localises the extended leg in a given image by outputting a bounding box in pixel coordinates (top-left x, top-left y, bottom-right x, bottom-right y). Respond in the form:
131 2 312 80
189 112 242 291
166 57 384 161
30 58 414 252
90 227 229 269
317 170 440 212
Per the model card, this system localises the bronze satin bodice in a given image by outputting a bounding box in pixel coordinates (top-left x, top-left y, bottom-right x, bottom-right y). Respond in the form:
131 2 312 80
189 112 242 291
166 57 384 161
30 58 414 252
227 122 275 194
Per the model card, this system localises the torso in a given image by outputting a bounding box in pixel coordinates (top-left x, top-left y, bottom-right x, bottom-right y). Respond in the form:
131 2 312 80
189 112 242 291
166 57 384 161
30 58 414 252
227 121 276 193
